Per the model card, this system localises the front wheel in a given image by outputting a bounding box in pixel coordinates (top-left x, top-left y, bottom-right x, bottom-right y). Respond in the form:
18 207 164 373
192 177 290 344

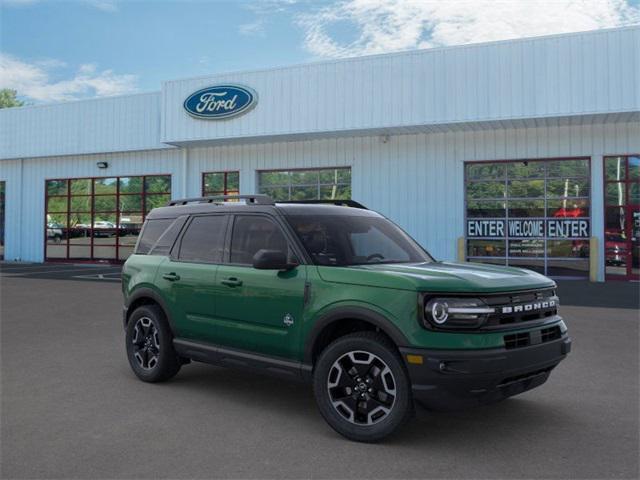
125 304 181 382
313 332 413 442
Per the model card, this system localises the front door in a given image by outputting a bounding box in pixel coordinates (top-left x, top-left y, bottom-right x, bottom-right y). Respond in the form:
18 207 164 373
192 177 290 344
604 155 639 280
213 214 306 360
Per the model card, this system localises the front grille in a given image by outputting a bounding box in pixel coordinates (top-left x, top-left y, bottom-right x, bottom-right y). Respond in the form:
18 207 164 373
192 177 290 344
504 326 562 350
482 288 558 329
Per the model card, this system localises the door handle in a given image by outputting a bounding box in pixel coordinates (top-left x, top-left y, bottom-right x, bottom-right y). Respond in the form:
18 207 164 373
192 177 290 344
221 277 243 287
162 272 180 281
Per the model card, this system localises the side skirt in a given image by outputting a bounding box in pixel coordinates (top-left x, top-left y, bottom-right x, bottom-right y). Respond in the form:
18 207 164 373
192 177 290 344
173 338 313 383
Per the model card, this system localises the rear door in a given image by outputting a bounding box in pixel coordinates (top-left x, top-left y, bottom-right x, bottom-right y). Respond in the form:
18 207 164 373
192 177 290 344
212 213 307 360
158 214 229 341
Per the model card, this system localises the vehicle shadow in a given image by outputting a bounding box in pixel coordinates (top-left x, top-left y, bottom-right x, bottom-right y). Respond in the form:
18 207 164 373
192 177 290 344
147 361 577 445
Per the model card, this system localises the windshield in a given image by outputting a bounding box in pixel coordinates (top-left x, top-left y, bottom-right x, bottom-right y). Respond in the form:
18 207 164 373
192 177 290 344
286 214 433 266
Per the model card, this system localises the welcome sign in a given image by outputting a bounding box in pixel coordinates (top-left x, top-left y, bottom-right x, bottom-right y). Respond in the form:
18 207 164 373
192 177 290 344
467 219 590 238
184 85 257 120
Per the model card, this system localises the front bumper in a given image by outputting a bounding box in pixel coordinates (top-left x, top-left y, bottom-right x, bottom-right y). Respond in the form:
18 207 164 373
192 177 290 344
400 335 571 410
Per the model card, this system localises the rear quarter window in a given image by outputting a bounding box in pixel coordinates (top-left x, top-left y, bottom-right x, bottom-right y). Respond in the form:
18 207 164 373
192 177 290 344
135 218 175 255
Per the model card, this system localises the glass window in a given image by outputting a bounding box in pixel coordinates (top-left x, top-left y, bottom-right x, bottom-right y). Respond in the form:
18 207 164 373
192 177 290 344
466 240 506 257
547 199 589 218
258 167 351 201
466 163 505 180
629 156 639 180
203 171 240 198
136 219 174 255
286 214 431 266
547 240 589 258
547 159 589 178
506 161 545 178
70 196 90 212
119 177 143 194
150 217 187 256
230 216 289 265
466 200 506 218
46 180 67 196
47 197 68 213
465 158 591 278
605 157 626 181
94 178 117 194
145 194 171 212
507 180 545 198
145 175 171 193
508 200 545 218
466 182 505 199
45 175 171 262
94 195 117 212
70 179 91 195
606 183 626 206
178 215 227 263
547 179 590 198
508 239 544 257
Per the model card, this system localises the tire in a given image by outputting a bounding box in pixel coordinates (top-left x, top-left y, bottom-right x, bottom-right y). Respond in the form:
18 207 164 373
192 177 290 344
125 304 181 383
313 331 413 442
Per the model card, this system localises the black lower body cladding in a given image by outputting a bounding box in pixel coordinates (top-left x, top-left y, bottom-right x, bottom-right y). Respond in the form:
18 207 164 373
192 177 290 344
400 335 571 411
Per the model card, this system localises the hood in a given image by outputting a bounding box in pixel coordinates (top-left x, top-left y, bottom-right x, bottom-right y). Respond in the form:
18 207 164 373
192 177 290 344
316 261 555 293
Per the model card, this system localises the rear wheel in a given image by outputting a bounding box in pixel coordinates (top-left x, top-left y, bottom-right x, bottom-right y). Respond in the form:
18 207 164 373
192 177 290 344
125 305 181 382
313 331 413 442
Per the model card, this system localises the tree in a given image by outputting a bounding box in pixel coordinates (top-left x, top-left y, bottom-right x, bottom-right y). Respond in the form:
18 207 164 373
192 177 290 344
0 89 24 109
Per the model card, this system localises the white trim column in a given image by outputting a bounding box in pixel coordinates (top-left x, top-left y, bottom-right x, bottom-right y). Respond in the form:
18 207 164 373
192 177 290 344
591 155 605 282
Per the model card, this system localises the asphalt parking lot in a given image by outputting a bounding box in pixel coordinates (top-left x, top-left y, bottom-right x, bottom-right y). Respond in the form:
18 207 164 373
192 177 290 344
1 263 638 479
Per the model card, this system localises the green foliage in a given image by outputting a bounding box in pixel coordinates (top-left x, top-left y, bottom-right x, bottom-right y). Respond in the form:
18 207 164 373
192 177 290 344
0 89 24 109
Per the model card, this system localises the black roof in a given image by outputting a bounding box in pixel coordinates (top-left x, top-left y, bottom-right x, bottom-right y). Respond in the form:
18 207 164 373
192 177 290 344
146 195 378 220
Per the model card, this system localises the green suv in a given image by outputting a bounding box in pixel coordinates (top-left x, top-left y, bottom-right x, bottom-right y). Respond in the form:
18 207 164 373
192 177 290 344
122 195 571 442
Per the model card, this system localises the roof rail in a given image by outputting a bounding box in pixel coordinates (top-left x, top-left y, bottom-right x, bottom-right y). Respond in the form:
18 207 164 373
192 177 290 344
166 194 275 206
278 199 368 209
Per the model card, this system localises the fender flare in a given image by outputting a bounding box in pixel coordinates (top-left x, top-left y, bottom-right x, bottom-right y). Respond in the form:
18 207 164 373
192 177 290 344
303 306 409 364
125 287 176 334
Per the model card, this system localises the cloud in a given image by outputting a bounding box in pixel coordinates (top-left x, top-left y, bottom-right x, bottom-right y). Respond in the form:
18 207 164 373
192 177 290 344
297 0 640 58
239 19 266 36
0 53 138 102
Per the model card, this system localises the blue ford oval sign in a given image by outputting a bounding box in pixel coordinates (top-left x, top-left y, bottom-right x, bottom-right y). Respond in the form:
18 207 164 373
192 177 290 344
183 84 257 120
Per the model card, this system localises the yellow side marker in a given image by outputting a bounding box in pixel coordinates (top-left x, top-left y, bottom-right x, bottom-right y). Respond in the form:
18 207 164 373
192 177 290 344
406 354 423 365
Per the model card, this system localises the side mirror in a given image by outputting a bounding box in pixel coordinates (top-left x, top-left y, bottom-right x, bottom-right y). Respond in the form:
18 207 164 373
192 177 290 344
252 249 298 271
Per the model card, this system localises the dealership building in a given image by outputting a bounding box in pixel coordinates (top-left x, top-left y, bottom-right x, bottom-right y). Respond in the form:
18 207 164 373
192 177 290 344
0 26 638 281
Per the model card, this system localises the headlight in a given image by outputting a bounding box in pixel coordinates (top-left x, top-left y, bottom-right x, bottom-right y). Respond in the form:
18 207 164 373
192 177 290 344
423 297 494 329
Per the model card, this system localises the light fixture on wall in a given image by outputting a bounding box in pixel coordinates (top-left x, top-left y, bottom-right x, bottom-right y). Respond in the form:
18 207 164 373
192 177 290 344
96 161 109 169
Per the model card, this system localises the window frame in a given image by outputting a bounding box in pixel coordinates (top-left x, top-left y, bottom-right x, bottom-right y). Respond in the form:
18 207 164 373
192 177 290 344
464 157 592 278
201 171 240 198
603 154 640 280
171 214 230 265
257 167 351 201
44 174 171 263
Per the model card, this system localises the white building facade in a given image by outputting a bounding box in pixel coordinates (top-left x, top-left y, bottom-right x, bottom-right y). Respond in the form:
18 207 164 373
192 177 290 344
1 27 638 281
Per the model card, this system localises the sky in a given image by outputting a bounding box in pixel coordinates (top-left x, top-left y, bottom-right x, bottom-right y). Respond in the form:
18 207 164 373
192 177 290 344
1 0 639 104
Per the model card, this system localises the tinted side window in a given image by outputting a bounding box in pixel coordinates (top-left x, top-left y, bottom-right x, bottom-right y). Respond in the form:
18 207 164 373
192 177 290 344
178 215 227 263
230 216 288 264
149 216 187 256
136 219 173 254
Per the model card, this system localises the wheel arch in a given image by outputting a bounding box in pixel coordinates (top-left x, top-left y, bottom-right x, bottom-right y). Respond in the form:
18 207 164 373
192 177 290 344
304 307 409 365
125 287 176 334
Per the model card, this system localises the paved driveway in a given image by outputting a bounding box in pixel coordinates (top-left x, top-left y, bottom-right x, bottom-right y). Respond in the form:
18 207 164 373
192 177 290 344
1 264 638 479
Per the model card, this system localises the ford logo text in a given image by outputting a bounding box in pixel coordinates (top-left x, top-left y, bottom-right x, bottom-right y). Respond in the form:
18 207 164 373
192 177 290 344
183 85 257 120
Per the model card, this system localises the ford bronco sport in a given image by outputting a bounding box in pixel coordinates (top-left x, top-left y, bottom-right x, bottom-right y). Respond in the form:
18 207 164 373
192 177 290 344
121 195 571 442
